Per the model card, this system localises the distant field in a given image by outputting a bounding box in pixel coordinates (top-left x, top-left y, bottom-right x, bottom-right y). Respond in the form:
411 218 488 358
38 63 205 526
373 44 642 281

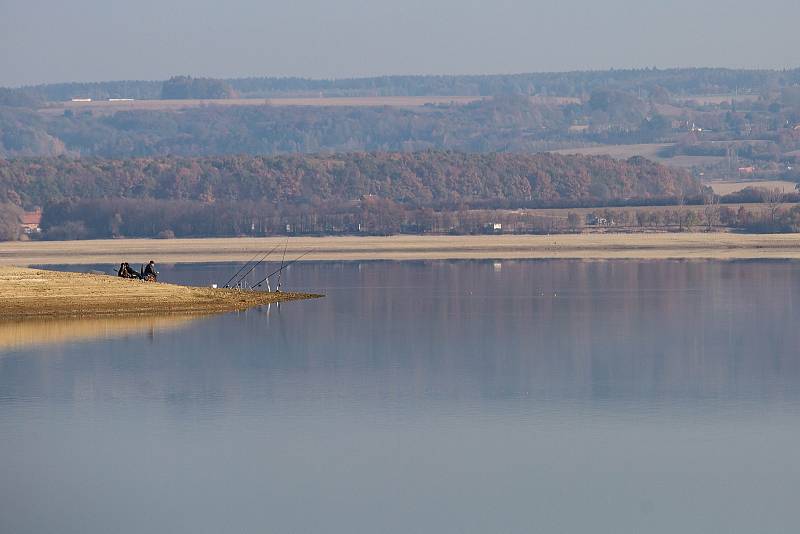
707 180 798 195
660 155 726 168
676 94 761 105
39 96 488 115
552 144 725 168
553 143 672 159
486 202 793 221
38 95 579 116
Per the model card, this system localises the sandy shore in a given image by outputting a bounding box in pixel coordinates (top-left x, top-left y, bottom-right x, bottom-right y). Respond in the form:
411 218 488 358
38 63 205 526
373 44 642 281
1 234 800 265
0 267 319 318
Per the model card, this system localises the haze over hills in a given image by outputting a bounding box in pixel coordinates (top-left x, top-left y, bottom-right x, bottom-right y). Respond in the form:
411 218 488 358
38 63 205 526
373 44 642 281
5 68 800 101
2 67 800 238
3 69 800 182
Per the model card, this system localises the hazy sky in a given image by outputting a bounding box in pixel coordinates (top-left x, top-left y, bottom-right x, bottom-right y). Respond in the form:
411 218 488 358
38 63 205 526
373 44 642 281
1 0 799 86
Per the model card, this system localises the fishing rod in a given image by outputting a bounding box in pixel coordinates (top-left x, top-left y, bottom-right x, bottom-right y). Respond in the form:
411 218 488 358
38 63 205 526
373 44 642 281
229 242 283 288
275 239 289 292
253 249 314 289
222 251 261 288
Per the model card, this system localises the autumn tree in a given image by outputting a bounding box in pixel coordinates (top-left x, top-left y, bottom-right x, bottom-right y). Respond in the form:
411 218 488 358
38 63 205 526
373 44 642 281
0 204 22 241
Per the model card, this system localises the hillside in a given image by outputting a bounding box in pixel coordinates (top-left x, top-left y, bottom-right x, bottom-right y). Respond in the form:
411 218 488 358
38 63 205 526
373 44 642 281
0 152 699 209
0 97 572 158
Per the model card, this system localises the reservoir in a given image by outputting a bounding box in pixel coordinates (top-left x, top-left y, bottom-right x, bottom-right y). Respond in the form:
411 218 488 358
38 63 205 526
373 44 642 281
1 260 799 533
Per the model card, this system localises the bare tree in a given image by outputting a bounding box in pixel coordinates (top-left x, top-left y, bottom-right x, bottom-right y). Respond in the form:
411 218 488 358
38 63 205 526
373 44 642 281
762 187 784 229
703 192 720 232
567 212 582 233
676 192 687 232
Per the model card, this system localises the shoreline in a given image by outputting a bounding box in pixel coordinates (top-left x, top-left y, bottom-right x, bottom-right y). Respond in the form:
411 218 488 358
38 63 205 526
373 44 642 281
0 267 320 318
2 234 800 265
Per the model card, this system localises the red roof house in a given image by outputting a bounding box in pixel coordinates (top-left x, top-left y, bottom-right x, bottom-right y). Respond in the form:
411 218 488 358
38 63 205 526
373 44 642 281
19 209 42 234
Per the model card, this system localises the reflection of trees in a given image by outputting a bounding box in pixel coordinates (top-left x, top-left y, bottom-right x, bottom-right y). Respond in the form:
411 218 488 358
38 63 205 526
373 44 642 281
281 261 800 402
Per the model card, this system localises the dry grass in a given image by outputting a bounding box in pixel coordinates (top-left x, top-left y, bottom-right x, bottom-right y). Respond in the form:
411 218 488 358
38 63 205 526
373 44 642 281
707 180 798 195
3 234 800 265
0 266 319 318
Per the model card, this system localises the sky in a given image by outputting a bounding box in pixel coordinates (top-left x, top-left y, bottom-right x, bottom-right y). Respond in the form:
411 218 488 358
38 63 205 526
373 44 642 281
1 0 799 86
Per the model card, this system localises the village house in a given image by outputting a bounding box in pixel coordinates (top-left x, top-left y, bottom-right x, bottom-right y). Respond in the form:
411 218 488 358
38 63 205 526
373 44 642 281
586 213 613 227
19 209 42 235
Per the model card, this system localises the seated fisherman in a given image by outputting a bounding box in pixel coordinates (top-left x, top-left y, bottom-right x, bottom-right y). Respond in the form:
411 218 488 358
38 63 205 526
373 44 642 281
121 262 140 279
118 263 127 277
143 260 158 281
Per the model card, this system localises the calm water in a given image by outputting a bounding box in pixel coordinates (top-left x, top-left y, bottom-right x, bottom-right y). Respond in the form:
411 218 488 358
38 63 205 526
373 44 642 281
2 260 800 534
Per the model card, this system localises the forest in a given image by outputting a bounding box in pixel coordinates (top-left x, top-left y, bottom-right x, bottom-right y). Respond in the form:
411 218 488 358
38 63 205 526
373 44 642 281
160 76 237 100
0 151 704 239
0 152 698 209
2 96 574 157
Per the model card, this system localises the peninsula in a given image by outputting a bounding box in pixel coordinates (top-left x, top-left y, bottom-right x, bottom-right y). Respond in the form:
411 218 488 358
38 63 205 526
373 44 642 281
0 266 320 318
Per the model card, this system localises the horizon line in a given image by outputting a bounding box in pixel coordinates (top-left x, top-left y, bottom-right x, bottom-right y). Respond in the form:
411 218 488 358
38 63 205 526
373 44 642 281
6 65 800 90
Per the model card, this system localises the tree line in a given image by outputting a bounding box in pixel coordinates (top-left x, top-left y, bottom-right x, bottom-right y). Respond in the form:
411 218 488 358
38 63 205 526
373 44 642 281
161 76 237 100
6 68 799 102
30 193 800 241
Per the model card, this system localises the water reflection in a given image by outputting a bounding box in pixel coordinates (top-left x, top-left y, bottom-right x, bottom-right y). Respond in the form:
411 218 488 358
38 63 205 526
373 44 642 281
0 315 202 353
2 260 800 534
16 260 800 404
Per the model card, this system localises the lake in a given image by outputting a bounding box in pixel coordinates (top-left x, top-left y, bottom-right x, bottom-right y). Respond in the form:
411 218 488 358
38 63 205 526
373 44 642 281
1 260 799 534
